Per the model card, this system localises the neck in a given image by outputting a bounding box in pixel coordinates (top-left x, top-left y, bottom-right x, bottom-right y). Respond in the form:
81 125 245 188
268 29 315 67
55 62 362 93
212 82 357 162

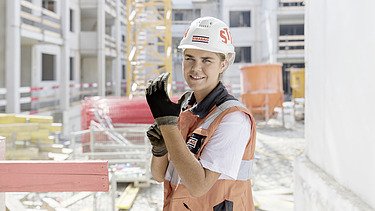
194 82 220 103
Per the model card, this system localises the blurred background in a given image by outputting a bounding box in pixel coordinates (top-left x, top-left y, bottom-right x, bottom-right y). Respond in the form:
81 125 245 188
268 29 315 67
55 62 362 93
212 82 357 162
0 0 374 210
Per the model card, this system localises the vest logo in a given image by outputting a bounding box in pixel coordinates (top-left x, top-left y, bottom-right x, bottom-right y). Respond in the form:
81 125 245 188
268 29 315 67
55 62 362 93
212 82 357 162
187 133 205 154
192 35 209 44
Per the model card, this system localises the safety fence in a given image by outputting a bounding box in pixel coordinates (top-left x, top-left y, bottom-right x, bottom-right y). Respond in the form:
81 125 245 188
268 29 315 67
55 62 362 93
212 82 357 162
0 82 115 114
70 124 151 185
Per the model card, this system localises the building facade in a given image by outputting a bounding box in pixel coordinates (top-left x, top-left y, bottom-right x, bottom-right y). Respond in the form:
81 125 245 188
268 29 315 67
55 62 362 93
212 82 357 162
0 0 127 133
0 0 305 134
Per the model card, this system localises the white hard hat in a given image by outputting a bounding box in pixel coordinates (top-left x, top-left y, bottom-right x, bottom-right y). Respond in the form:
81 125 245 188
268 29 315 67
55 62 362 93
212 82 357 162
178 17 236 65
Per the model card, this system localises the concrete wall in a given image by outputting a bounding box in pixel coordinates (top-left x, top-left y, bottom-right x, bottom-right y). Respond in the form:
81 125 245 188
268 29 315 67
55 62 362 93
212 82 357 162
81 57 98 83
0 1 5 88
295 0 375 209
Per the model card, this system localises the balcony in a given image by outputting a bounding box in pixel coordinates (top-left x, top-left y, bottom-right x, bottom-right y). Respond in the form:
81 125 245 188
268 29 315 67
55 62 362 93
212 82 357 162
20 0 62 45
277 35 305 60
277 0 305 19
105 34 117 57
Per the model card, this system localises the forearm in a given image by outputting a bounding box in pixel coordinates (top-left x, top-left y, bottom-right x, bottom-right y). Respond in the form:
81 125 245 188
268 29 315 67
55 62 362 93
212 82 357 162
150 154 168 182
159 125 210 196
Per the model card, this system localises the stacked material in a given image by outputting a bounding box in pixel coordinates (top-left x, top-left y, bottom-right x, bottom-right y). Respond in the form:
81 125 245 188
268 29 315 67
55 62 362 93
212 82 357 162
0 114 70 160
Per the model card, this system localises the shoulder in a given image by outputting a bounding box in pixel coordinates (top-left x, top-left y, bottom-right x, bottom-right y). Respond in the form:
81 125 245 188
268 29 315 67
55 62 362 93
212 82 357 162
217 111 251 133
221 111 250 125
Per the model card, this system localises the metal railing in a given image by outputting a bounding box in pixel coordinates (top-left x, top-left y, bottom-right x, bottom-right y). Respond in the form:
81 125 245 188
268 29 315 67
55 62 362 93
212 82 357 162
278 35 305 53
0 82 104 113
20 0 61 38
70 124 151 185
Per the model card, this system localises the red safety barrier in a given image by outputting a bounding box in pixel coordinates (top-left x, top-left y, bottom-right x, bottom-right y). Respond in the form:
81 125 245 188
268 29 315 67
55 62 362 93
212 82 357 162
81 97 151 130
81 95 180 130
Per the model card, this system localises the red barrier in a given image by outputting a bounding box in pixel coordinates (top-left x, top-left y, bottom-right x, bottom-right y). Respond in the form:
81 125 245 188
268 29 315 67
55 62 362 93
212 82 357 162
81 96 180 130
81 96 153 130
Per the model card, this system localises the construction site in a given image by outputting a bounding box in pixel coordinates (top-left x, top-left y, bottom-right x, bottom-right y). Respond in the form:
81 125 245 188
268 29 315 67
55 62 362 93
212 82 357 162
0 0 374 210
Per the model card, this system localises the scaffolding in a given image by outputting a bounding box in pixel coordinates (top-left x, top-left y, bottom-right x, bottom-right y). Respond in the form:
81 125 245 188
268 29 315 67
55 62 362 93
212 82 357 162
125 0 172 97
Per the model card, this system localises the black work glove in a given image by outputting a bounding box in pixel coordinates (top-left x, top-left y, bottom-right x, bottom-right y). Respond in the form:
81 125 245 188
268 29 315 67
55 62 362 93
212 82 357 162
147 123 167 157
145 72 181 126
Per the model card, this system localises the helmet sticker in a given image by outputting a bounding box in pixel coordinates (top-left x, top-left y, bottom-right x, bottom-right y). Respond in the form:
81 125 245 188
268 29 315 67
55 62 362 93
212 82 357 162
220 28 233 44
192 35 209 44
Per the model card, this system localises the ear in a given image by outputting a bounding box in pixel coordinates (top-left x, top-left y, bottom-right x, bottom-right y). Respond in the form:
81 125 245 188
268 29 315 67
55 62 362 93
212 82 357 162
220 60 229 73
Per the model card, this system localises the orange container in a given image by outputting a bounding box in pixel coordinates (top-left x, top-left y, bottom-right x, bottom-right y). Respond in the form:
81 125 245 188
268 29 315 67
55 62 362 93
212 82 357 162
240 64 284 120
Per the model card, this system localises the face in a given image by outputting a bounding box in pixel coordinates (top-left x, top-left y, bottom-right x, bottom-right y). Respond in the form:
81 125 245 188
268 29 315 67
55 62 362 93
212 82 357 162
183 49 226 102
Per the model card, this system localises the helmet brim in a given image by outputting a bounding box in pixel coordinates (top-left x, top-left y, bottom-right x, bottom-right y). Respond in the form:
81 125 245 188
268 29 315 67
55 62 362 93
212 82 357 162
178 44 232 55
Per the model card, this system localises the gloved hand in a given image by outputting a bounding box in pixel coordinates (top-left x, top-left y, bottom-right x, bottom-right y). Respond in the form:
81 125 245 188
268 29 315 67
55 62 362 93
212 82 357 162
145 72 181 125
146 123 167 157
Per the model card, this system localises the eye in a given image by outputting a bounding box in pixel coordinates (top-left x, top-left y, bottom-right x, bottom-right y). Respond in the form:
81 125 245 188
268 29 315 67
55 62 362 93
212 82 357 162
202 59 212 63
185 57 194 61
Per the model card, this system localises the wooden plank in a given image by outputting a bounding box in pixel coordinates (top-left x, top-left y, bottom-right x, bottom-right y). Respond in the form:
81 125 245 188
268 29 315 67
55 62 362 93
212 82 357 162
116 184 139 210
0 123 39 132
5 195 26 211
28 115 53 123
0 161 109 192
5 148 39 160
59 192 92 208
39 123 62 133
0 114 28 124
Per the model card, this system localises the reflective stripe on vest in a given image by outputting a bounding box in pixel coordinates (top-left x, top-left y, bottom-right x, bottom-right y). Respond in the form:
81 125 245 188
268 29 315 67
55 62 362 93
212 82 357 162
198 100 246 130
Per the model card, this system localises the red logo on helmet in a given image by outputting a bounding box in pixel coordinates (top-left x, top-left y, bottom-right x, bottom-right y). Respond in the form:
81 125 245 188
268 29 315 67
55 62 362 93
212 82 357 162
220 28 232 44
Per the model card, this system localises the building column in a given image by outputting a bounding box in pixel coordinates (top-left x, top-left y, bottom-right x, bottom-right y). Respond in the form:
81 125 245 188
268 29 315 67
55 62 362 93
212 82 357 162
6 0 21 113
60 0 70 110
97 0 106 96
114 0 122 96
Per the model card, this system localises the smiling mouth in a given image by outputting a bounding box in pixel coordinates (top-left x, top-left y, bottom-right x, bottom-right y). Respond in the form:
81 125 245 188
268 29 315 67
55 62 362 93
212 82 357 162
190 75 205 80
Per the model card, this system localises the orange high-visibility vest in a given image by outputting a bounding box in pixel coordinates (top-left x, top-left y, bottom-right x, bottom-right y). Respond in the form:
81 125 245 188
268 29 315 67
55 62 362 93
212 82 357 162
163 100 256 211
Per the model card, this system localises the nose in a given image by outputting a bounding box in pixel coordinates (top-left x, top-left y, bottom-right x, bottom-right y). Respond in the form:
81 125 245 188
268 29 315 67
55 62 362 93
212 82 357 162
191 61 203 72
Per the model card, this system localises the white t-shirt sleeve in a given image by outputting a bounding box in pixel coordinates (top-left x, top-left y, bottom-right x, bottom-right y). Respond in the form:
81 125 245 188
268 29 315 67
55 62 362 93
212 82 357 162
199 111 251 179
